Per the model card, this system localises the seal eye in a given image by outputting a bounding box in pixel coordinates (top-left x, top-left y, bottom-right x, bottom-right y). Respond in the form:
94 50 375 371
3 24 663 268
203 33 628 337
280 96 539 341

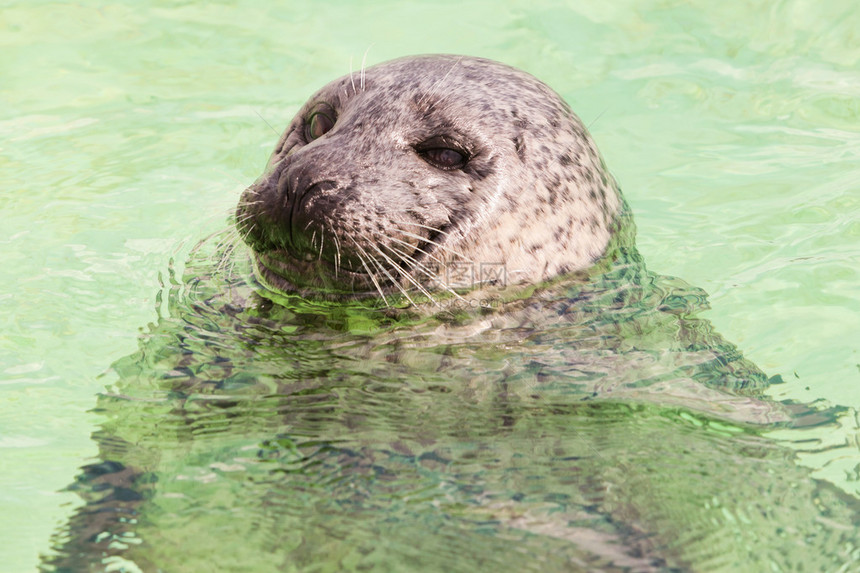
419 147 467 170
305 110 335 141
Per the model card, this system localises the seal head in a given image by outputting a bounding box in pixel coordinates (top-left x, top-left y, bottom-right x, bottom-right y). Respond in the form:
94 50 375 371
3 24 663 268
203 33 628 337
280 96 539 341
236 55 623 300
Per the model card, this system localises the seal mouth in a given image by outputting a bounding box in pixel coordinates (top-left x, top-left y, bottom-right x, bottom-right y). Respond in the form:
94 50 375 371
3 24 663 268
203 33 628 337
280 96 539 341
252 250 378 297
246 188 450 299
250 222 455 300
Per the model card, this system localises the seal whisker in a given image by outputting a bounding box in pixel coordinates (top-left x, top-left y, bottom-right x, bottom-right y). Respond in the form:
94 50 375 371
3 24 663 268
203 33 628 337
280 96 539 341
233 212 259 229
345 235 390 305
387 217 452 237
215 227 239 251
395 229 470 262
385 234 449 268
235 217 257 241
360 45 373 91
253 110 280 137
349 55 357 96
217 248 238 278
221 234 239 257
367 247 417 305
212 235 239 277
385 243 466 302
344 227 417 305
220 225 242 247
332 234 342 278
369 242 433 304
418 55 463 108
233 214 258 236
587 106 609 131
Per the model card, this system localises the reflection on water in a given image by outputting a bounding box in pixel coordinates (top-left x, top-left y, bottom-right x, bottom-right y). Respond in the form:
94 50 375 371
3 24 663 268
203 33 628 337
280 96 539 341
42 233 857 572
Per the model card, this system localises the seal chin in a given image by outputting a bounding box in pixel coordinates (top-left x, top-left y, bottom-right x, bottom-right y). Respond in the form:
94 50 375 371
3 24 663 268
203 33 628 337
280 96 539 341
252 250 382 299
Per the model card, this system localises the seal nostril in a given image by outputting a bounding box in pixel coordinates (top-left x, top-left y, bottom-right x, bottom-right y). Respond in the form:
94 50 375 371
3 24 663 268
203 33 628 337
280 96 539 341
296 180 340 212
303 180 339 196
290 179 341 254
277 169 293 207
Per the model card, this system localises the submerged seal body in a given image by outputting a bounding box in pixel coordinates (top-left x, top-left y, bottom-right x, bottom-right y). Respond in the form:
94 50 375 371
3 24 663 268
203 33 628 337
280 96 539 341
236 55 624 299
47 55 860 573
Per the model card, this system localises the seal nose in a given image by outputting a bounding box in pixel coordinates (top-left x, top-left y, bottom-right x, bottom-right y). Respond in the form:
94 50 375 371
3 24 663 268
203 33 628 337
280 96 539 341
237 138 361 265
234 163 294 254
291 179 340 255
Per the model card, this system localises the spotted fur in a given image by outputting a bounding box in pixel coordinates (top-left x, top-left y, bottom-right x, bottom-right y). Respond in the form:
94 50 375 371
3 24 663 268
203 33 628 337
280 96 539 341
236 55 623 300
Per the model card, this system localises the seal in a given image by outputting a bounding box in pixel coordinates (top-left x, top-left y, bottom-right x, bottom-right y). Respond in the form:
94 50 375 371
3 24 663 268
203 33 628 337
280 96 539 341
236 55 625 301
49 57 853 573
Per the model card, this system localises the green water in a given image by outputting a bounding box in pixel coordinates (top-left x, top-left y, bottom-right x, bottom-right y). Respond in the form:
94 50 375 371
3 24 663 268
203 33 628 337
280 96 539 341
1 1 858 571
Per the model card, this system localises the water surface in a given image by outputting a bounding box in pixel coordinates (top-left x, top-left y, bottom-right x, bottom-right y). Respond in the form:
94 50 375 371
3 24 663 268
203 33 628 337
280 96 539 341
1 1 858 571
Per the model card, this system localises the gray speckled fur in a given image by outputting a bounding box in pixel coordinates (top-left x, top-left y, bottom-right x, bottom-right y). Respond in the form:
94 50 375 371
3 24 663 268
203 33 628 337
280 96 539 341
237 55 622 297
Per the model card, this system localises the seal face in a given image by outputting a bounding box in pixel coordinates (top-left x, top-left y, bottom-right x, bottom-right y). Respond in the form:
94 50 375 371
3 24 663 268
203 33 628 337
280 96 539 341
236 55 622 300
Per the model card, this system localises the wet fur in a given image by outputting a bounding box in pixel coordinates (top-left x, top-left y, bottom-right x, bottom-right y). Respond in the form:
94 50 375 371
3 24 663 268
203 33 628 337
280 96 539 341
236 55 622 301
